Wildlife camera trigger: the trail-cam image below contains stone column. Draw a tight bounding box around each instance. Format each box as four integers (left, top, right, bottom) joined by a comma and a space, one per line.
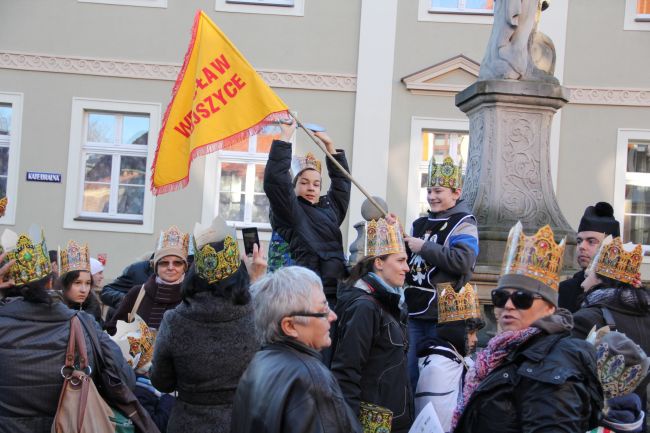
456, 79, 575, 270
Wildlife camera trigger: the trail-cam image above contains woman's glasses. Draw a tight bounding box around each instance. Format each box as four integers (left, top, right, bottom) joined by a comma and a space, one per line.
288, 304, 331, 320
491, 289, 543, 310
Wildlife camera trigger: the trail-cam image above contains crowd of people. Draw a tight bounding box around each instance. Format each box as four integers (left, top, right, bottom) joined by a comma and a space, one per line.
0, 117, 649, 433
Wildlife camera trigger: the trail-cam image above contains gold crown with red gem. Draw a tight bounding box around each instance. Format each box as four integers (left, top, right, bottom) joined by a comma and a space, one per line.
587, 236, 642, 284
291, 153, 322, 178
428, 155, 463, 189
437, 283, 481, 323
59, 240, 90, 275
501, 222, 566, 292
364, 218, 406, 257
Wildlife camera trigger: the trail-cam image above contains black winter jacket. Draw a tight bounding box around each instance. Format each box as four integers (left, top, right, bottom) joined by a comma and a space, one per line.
101, 260, 153, 308
0, 298, 135, 433
455, 320, 602, 433
573, 286, 650, 405
558, 270, 585, 313
231, 338, 361, 433
330, 277, 414, 433
263, 140, 351, 296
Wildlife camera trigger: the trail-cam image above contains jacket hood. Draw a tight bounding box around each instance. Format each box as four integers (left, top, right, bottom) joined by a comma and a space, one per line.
428, 199, 472, 219
175, 291, 252, 323
532, 308, 574, 334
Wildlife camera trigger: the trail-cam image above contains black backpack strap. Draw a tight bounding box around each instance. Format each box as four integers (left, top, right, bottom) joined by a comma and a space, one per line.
601, 307, 617, 331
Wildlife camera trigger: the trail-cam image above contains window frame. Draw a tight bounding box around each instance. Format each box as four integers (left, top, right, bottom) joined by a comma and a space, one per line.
624, 0, 650, 31
215, 0, 304, 16
64, 98, 160, 234
614, 128, 650, 260
0, 92, 23, 226
78, 0, 168, 8
406, 117, 469, 227
418, 0, 494, 24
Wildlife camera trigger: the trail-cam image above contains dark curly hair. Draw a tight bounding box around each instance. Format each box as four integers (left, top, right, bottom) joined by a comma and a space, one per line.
182, 262, 251, 305
4, 276, 53, 304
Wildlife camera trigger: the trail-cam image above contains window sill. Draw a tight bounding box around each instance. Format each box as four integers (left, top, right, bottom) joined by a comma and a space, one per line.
429, 9, 493, 16
215, 0, 304, 16
74, 216, 143, 225
418, 1, 493, 24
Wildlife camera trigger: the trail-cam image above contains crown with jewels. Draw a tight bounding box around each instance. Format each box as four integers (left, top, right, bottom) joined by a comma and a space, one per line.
194, 235, 241, 284
428, 155, 463, 189
437, 283, 481, 324
501, 222, 566, 292
364, 218, 406, 257
2, 229, 51, 285
0, 197, 7, 218
587, 236, 642, 284
157, 225, 190, 257
291, 152, 322, 178
59, 240, 90, 275
113, 318, 157, 373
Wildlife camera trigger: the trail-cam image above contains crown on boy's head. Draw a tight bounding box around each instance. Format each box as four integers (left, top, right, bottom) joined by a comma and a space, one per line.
428, 155, 463, 189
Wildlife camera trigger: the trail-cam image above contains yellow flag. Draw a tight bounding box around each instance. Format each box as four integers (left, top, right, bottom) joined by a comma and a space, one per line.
151, 10, 289, 194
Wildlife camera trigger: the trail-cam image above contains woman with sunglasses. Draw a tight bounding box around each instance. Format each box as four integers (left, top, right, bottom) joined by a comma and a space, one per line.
105, 225, 189, 335
453, 223, 602, 433
330, 218, 414, 433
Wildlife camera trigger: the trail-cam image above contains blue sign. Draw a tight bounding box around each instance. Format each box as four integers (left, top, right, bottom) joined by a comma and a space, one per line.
26, 171, 62, 183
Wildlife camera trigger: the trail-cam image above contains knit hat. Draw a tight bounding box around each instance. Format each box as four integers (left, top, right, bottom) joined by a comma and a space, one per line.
152, 225, 189, 268
90, 258, 104, 275
578, 202, 620, 237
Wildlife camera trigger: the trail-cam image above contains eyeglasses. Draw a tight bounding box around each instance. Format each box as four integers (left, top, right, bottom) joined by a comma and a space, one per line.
491, 289, 543, 310
288, 305, 331, 320
158, 260, 185, 268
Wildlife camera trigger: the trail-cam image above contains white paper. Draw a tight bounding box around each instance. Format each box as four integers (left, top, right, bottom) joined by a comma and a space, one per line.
408, 402, 445, 433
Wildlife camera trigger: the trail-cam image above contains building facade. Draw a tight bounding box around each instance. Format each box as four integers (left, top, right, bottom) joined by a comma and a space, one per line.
0, 0, 649, 279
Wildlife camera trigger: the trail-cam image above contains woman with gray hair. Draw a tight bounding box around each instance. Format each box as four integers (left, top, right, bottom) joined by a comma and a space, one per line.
231, 266, 361, 433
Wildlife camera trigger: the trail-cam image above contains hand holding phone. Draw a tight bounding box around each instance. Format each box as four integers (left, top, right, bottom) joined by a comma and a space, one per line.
242, 227, 260, 257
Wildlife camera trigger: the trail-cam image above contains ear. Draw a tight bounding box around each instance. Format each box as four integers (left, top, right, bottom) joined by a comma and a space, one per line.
280, 317, 299, 338
373, 257, 385, 272
453, 188, 462, 200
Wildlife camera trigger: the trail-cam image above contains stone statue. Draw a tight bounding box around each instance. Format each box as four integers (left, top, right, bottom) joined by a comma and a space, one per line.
479, 0, 558, 84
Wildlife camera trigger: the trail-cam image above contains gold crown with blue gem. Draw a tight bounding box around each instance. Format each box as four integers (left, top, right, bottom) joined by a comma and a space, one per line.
59, 240, 90, 275
1, 227, 51, 285
193, 217, 241, 284
428, 155, 463, 189
363, 218, 406, 257
291, 153, 322, 179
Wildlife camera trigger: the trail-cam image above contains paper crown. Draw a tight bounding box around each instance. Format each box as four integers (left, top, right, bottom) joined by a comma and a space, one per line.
587, 236, 642, 284
428, 155, 463, 189
59, 240, 90, 275
193, 217, 241, 284
437, 283, 482, 324
0, 197, 7, 218
1, 228, 51, 285
112, 317, 157, 373
501, 222, 566, 292
291, 152, 322, 179
154, 225, 190, 261
363, 218, 406, 257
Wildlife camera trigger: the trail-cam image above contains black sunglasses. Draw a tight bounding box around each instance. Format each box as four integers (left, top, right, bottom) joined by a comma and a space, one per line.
491, 289, 542, 310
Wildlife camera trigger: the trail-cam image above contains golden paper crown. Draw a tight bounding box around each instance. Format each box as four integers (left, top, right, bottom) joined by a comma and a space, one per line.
364, 218, 406, 257
428, 155, 463, 189
157, 225, 190, 258
194, 235, 241, 284
59, 240, 90, 275
587, 236, 642, 284
127, 321, 156, 372
0, 197, 7, 218
6, 232, 51, 285
501, 222, 566, 292
437, 283, 481, 324
291, 152, 322, 178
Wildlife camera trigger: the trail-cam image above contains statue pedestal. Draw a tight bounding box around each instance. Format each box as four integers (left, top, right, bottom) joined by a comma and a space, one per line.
456, 80, 576, 268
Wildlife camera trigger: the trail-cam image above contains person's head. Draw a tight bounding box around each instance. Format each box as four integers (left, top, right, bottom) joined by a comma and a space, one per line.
182, 260, 250, 305
465, 317, 485, 354
251, 266, 336, 351
89, 257, 104, 288
491, 287, 556, 332
576, 202, 620, 270
152, 226, 189, 283
60, 270, 93, 304
293, 168, 321, 204
48, 250, 59, 278
4, 275, 53, 304
427, 155, 463, 213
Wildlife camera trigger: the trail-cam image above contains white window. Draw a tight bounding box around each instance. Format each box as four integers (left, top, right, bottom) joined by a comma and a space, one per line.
78, 0, 167, 8
419, 0, 494, 23
0, 92, 23, 225
615, 129, 650, 257
202, 125, 290, 233
216, 0, 304, 16
625, 0, 650, 30
64, 98, 160, 234
407, 117, 469, 226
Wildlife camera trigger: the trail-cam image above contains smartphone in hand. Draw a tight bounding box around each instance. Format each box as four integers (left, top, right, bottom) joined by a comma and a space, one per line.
242, 227, 260, 257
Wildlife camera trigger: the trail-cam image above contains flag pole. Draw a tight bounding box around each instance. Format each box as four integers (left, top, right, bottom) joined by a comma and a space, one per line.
288, 112, 387, 217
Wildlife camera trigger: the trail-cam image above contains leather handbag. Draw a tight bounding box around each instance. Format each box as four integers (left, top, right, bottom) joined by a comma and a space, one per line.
77, 312, 161, 433
52, 316, 134, 433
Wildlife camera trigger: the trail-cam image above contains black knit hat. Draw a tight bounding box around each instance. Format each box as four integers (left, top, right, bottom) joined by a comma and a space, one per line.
578, 202, 620, 237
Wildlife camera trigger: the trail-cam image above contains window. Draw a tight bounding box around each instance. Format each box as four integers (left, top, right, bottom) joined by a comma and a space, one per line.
78, 0, 167, 8
430, 0, 493, 14
625, 0, 650, 30
0, 92, 23, 225
614, 129, 650, 257
215, 0, 304, 16
407, 117, 469, 226
419, 0, 493, 23
64, 98, 160, 234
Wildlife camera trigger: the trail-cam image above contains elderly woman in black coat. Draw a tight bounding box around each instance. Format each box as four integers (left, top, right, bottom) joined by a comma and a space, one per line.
150, 218, 262, 433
